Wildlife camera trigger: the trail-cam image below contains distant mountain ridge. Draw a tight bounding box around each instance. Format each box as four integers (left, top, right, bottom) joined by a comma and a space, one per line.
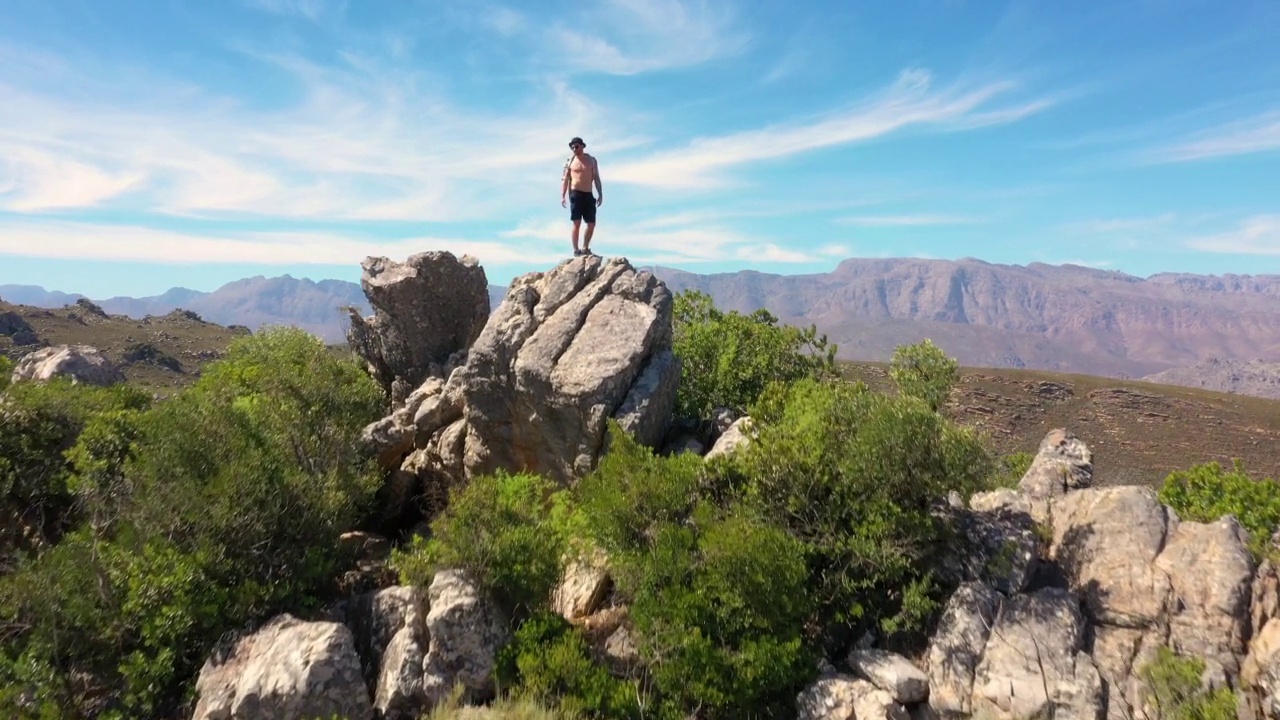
1, 277, 509, 344
7, 257, 1280, 389
648, 257, 1280, 380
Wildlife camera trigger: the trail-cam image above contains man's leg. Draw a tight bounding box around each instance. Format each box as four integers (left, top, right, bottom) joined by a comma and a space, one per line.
583, 222, 595, 253
571, 218, 582, 254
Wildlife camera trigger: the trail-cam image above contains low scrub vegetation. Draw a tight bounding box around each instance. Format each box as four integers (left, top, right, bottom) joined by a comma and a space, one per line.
0, 286, 1265, 719
0, 328, 384, 718
396, 295, 996, 718
1138, 647, 1237, 720
1158, 459, 1280, 557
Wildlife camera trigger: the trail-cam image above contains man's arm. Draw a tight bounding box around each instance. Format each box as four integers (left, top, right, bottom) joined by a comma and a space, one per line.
592, 156, 603, 205
561, 161, 570, 206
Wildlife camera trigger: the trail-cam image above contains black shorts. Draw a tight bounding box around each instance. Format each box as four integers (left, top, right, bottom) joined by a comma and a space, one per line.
569, 190, 597, 224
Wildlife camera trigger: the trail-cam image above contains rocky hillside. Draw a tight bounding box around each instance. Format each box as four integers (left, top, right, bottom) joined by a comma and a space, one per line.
655, 258, 1280, 380
1143, 358, 1280, 400
846, 363, 1280, 488
0, 297, 249, 393
1, 278, 510, 344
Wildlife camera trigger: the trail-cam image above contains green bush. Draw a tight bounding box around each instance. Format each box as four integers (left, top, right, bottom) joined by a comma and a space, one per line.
497, 613, 640, 719
889, 339, 959, 411
671, 289, 835, 420
1137, 647, 1236, 720
988, 451, 1035, 490
392, 471, 568, 621
739, 377, 993, 642
0, 379, 150, 556
578, 429, 815, 720
1158, 459, 1280, 557
0, 355, 11, 391
0, 327, 385, 718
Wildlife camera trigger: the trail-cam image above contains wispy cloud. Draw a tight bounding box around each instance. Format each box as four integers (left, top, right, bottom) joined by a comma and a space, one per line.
547, 0, 749, 76
610, 69, 1055, 189
1185, 216, 1280, 256
837, 213, 982, 227
0, 219, 565, 266
0, 43, 624, 220
1150, 110, 1280, 163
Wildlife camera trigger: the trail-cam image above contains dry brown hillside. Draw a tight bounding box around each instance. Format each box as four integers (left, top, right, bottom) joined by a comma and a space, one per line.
844, 362, 1280, 488
0, 298, 250, 394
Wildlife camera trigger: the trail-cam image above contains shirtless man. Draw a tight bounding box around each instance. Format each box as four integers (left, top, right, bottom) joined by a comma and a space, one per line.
560, 136, 603, 257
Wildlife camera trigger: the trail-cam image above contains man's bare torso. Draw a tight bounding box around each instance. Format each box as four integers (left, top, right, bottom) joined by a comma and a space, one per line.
566, 153, 597, 193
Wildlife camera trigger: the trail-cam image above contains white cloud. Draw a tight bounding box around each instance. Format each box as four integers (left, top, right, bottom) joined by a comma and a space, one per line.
0, 44, 621, 221
0, 220, 566, 266
837, 214, 982, 227
1151, 111, 1280, 163
817, 243, 852, 257
548, 0, 749, 76
610, 69, 1054, 188
1186, 216, 1280, 256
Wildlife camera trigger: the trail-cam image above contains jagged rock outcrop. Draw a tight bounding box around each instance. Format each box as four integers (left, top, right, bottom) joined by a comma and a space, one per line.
367, 256, 681, 494
191, 614, 372, 720
346, 251, 490, 404
970, 588, 1103, 720
0, 310, 39, 346
926, 582, 1002, 715
10, 344, 124, 386
422, 570, 507, 707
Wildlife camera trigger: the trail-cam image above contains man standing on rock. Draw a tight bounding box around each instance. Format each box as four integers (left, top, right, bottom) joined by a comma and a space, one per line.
560, 137, 603, 257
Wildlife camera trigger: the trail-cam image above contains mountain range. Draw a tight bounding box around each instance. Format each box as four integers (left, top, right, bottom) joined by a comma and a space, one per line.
6, 257, 1280, 392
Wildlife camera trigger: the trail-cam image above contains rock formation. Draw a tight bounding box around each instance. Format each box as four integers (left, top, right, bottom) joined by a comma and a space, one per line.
10, 344, 124, 387
361, 255, 681, 502
346, 251, 491, 405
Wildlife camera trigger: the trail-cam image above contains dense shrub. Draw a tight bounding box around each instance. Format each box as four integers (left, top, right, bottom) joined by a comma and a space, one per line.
496, 613, 640, 719
0, 379, 150, 556
0, 355, 11, 391
1158, 459, 1280, 557
1138, 647, 1236, 720
392, 471, 569, 621
0, 327, 385, 718
739, 377, 993, 643
578, 429, 815, 720
671, 289, 835, 420
889, 339, 959, 411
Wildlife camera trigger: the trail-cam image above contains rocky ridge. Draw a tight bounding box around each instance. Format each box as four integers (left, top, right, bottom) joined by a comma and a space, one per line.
178, 252, 1280, 719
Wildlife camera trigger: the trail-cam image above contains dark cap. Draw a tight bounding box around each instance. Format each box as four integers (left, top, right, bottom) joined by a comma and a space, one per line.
569, 136, 585, 147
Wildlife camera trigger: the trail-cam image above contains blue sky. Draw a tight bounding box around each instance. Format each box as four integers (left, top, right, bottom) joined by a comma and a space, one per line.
1, 0, 1278, 298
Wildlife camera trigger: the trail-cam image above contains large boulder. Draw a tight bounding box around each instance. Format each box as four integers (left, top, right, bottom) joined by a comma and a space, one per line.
970, 588, 1103, 720
926, 581, 1002, 716
346, 251, 490, 404
191, 614, 372, 720
453, 256, 677, 483
1050, 486, 1174, 628
392, 256, 679, 488
10, 344, 124, 387
1018, 428, 1094, 525
422, 570, 508, 709
1154, 515, 1254, 686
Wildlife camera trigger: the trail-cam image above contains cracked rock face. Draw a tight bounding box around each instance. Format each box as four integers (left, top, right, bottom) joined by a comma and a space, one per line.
377, 256, 680, 489
346, 251, 490, 405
